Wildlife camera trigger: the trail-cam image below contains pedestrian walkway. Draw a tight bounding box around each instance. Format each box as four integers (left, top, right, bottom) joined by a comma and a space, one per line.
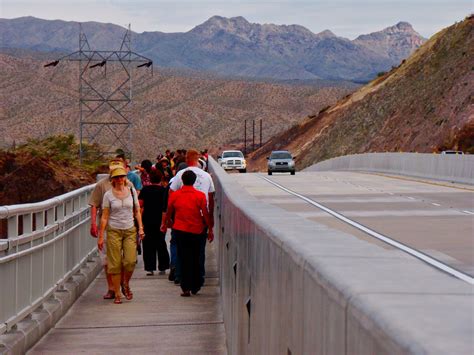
27, 236, 226, 354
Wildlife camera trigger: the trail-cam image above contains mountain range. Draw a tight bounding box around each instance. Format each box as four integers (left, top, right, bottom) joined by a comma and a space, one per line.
0, 16, 425, 82
248, 16, 473, 170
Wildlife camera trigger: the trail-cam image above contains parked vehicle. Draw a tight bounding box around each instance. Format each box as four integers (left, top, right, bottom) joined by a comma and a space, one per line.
218, 150, 247, 173
267, 150, 295, 175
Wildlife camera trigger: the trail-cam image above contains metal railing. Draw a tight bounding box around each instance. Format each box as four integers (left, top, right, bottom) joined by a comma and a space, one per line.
0, 184, 96, 334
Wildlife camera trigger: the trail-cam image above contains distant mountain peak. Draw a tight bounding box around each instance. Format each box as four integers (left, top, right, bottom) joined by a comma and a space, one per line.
355, 21, 421, 40
191, 15, 317, 38
206, 15, 250, 25
316, 29, 337, 38
190, 15, 252, 35
354, 21, 425, 46
382, 21, 418, 34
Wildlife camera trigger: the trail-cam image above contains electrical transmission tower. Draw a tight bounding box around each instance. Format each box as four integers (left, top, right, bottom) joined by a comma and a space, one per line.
45, 24, 153, 162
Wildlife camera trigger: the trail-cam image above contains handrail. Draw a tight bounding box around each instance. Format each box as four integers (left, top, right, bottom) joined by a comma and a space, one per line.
0, 182, 97, 334
0, 184, 95, 219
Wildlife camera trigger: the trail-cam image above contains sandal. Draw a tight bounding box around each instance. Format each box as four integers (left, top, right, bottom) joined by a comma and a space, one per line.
123, 284, 133, 300
103, 290, 115, 299
114, 296, 122, 304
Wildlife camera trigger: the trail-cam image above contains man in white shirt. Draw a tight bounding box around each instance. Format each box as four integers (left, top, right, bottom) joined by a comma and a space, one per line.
168, 149, 215, 285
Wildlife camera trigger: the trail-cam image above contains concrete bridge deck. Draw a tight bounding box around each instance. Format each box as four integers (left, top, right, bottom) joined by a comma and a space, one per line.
27, 235, 226, 354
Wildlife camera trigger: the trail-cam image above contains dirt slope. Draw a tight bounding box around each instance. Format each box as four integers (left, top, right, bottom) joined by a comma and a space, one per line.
0, 136, 104, 205
248, 16, 474, 171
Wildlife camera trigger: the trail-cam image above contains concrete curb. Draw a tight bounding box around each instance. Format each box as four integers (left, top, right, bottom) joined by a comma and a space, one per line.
0, 255, 102, 355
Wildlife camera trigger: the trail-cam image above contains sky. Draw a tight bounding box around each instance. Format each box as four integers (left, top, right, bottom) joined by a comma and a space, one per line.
1, 0, 473, 39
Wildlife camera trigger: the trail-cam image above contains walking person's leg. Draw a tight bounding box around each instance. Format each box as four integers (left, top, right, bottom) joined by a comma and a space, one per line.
106, 227, 124, 304
170, 229, 182, 283
122, 227, 138, 300
176, 230, 192, 296
198, 228, 207, 286
157, 230, 170, 273
190, 235, 202, 294
142, 225, 157, 274
102, 234, 116, 299
168, 230, 177, 281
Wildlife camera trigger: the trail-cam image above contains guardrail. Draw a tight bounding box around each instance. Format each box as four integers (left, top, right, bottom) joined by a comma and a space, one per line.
209, 157, 473, 354
0, 184, 96, 335
303, 152, 474, 185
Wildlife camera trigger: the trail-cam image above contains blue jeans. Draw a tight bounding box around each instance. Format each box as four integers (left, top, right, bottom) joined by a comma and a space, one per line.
170, 230, 181, 281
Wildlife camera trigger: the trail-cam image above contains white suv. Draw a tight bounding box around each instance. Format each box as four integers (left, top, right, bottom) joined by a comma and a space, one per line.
218, 150, 247, 173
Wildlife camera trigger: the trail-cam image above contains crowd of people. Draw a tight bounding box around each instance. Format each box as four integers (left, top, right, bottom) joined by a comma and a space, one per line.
89, 149, 213, 303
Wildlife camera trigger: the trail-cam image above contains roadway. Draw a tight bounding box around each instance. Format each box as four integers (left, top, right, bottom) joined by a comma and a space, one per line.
233, 171, 474, 278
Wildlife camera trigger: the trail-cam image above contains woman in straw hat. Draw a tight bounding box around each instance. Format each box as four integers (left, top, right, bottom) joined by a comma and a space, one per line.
98, 166, 145, 304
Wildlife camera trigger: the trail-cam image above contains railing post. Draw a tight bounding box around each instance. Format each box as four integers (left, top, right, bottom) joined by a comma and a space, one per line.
34, 211, 45, 297
7, 215, 18, 239
23, 213, 33, 307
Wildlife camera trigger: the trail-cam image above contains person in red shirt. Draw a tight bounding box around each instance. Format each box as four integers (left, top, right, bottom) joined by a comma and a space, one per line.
164, 170, 214, 296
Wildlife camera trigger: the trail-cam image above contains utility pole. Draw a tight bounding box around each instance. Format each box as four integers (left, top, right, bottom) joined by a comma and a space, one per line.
252, 119, 255, 152
44, 24, 153, 162
244, 119, 247, 155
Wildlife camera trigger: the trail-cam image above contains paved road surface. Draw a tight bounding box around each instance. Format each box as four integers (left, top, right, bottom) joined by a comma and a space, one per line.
235, 171, 474, 277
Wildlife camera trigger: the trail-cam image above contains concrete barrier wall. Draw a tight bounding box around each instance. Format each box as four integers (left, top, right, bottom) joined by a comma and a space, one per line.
209, 158, 474, 354
303, 153, 474, 185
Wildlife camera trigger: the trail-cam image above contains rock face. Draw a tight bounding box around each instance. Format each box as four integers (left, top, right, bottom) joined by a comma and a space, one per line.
0, 16, 426, 81
248, 16, 474, 170
354, 22, 426, 63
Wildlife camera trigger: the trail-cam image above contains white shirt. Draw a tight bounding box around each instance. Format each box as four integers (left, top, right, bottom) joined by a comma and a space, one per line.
170, 166, 215, 204
102, 188, 139, 230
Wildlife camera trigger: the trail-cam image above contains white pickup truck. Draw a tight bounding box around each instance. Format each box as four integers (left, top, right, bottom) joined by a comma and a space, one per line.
217, 150, 247, 173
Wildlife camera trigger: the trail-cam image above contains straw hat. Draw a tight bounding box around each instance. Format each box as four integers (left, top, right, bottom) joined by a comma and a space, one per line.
110, 167, 127, 178
109, 159, 125, 171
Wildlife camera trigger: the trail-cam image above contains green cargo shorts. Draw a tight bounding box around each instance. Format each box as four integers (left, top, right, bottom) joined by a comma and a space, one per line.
106, 226, 137, 274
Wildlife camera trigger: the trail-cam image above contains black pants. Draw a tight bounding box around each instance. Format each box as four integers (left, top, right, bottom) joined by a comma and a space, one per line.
143, 225, 170, 272
175, 229, 202, 292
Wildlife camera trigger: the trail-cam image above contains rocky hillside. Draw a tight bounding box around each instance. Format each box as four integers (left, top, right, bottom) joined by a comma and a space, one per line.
0, 52, 355, 159
0, 135, 104, 205
0, 16, 425, 81
248, 16, 473, 170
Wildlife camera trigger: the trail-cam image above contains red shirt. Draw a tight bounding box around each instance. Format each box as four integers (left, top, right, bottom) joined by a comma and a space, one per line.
167, 185, 208, 234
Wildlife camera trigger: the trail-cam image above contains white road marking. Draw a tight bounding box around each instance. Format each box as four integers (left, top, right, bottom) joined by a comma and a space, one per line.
261, 175, 474, 285
431, 203, 441, 207
407, 197, 416, 200
462, 210, 474, 215
295, 210, 463, 217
